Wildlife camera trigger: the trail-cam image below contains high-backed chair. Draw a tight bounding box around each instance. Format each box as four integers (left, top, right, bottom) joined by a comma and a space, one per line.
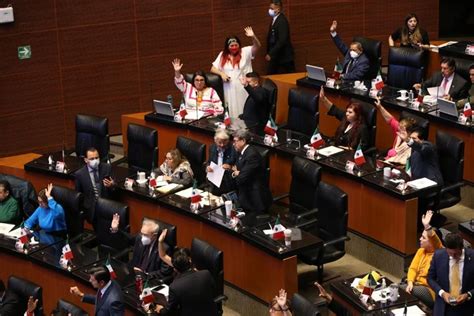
354, 99, 377, 153
452, 57, 473, 83
399, 111, 430, 140
299, 181, 349, 282
127, 123, 158, 172
0, 173, 37, 218
353, 36, 382, 80
291, 293, 321, 316
54, 299, 88, 316
287, 88, 319, 136
51, 185, 84, 239
262, 78, 278, 119
176, 136, 206, 185
387, 47, 425, 89
190, 238, 226, 314
253, 145, 271, 189
8, 275, 43, 316
185, 72, 224, 103
93, 198, 129, 254
434, 130, 464, 210
75, 114, 110, 160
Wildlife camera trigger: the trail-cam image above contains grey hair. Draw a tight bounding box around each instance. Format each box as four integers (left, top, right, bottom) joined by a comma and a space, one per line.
142, 218, 160, 234
233, 129, 251, 143
214, 129, 230, 141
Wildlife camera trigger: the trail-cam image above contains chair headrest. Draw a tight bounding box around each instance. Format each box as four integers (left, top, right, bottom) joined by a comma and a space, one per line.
127, 123, 157, 148
388, 47, 425, 68
75, 114, 108, 136
291, 157, 321, 187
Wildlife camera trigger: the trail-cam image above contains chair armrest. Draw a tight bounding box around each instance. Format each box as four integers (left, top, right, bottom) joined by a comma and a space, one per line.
313, 297, 328, 308
296, 218, 318, 230
273, 192, 290, 203
323, 235, 350, 248
295, 208, 318, 221
440, 181, 464, 194
214, 294, 228, 303
112, 247, 131, 261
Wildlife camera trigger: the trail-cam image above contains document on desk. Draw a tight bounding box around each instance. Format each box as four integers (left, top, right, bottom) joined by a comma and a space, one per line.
427, 87, 443, 97
157, 183, 182, 194
391, 305, 425, 315
317, 146, 344, 157
185, 110, 207, 121
175, 187, 203, 198
407, 177, 437, 190
206, 162, 225, 188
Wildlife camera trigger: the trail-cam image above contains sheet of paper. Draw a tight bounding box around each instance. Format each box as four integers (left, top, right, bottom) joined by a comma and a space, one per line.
0, 223, 15, 235
427, 87, 443, 97
175, 187, 203, 198
157, 183, 181, 194
185, 110, 207, 120
206, 162, 225, 188
391, 305, 425, 315
318, 146, 344, 157
407, 177, 437, 190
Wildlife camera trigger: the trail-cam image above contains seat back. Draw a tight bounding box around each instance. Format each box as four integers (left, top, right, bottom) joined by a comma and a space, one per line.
127, 123, 158, 172
353, 36, 382, 80
291, 293, 321, 316
316, 182, 348, 251
253, 145, 271, 188
185, 72, 224, 103
51, 186, 84, 238
452, 57, 473, 82
262, 78, 278, 119
436, 130, 464, 189
75, 114, 110, 160
8, 275, 43, 316
287, 88, 319, 136
176, 136, 206, 185
0, 173, 37, 218
94, 198, 129, 251
190, 238, 224, 297
387, 47, 425, 89
399, 111, 430, 140
55, 299, 88, 316
354, 99, 377, 150
289, 157, 321, 215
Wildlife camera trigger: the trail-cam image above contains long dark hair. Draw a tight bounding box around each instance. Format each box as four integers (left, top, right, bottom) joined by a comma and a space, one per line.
334, 102, 364, 149
220, 36, 242, 69
401, 13, 423, 46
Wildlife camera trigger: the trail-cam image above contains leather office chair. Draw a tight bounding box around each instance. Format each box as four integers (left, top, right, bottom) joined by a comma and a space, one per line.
54, 299, 88, 316
299, 181, 349, 282
353, 99, 377, 154
253, 145, 271, 189
176, 136, 206, 185
51, 185, 84, 239
353, 36, 382, 80
0, 173, 37, 218
93, 198, 129, 255
7, 275, 43, 316
75, 114, 110, 160
434, 130, 464, 210
286, 88, 319, 137
291, 293, 321, 316
387, 47, 425, 89
262, 78, 278, 119
185, 72, 225, 103
452, 57, 473, 83
127, 123, 158, 172
399, 111, 430, 140
190, 238, 226, 315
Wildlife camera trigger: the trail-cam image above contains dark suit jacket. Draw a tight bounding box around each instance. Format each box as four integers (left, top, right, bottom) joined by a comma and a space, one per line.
240, 85, 271, 127
74, 163, 115, 223
422, 72, 469, 101
207, 143, 237, 195
83, 280, 124, 316
0, 289, 21, 316
234, 146, 272, 213
331, 34, 370, 81
328, 105, 370, 151
160, 270, 218, 316
267, 13, 294, 64
409, 140, 444, 186
428, 248, 474, 316
129, 237, 173, 279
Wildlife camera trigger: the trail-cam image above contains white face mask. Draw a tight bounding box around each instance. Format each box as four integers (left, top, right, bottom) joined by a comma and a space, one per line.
268, 8, 276, 17
88, 158, 99, 169
349, 50, 359, 59
141, 235, 152, 246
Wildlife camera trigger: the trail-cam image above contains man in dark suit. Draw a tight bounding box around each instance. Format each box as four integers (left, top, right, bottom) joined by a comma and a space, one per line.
0, 279, 21, 316
231, 130, 272, 213
239, 72, 271, 127
153, 248, 218, 316
70, 266, 124, 316
428, 233, 474, 316
74, 147, 116, 224
414, 57, 469, 101
206, 130, 237, 195
266, 0, 295, 74
329, 20, 370, 81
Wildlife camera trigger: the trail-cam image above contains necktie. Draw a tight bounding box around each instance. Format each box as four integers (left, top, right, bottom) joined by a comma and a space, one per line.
345, 59, 353, 74
441, 77, 448, 94
91, 170, 100, 198
97, 290, 102, 302
217, 149, 224, 166
450, 260, 461, 298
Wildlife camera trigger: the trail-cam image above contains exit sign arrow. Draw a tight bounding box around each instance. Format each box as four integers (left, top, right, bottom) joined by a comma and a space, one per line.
18, 45, 31, 59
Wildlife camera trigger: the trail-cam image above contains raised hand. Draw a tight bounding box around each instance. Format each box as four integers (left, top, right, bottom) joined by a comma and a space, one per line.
421, 210, 433, 229
159, 228, 168, 243
239, 76, 247, 86
111, 213, 120, 232
172, 58, 183, 72
314, 282, 333, 302
330, 20, 338, 32
27, 296, 38, 313
45, 183, 53, 199
374, 96, 382, 108
244, 26, 255, 38
276, 289, 288, 307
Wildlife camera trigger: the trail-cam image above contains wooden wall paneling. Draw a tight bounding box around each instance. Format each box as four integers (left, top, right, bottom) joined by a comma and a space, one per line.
135, 0, 212, 19
0, 0, 56, 36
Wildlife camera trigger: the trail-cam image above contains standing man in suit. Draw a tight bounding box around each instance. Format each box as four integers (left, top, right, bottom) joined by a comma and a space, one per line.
0, 279, 21, 316
329, 20, 370, 81
70, 266, 124, 316
266, 0, 295, 74
75, 147, 116, 224
239, 72, 272, 127
206, 130, 237, 195
413, 58, 469, 101
231, 130, 272, 213
428, 232, 474, 316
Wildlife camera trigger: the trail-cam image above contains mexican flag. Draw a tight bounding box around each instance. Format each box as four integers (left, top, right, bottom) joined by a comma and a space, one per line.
333, 58, 343, 79
405, 158, 411, 178
190, 180, 201, 204
178, 104, 187, 119
463, 102, 472, 118
62, 242, 74, 260
272, 216, 285, 239
18, 226, 29, 244
264, 117, 278, 136
353, 143, 366, 166
374, 68, 384, 90
141, 285, 154, 304
310, 128, 324, 149
105, 256, 117, 279
223, 110, 231, 126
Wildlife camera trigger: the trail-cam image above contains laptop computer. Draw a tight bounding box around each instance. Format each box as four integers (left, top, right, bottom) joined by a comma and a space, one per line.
437, 98, 458, 118
306, 64, 327, 82
153, 100, 175, 117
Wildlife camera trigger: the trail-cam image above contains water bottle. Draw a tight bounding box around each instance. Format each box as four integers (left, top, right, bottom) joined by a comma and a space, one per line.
408, 90, 414, 104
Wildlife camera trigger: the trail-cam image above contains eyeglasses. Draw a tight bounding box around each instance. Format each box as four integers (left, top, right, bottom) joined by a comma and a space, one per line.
194, 79, 205, 82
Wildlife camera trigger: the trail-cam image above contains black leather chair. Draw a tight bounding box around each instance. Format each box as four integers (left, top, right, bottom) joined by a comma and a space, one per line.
434, 130, 464, 210
262, 78, 278, 119
286, 88, 319, 137
93, 198, 129, 255
127, 123, 158, 172
190, 238, 226, 315
7, 275, 43, 316
54, 299, 87, 316
253, 145, 271, 188
353, 99, 377, 153
176, 136, 206, 185
452, 57, 473, 83
291, 293, 321, 316
51, 185, 84, 239
185, 72, 225, 103
0, 173, 37, 218
299, 181, 349, 282
399, 111, 430, 140
387, 47, 425, 89
353, 36, 382, 80
75, 114, 110, 160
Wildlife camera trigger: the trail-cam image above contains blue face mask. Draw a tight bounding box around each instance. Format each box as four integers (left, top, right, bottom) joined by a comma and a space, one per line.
350, 51, 359, 59
268, 9, 276, 17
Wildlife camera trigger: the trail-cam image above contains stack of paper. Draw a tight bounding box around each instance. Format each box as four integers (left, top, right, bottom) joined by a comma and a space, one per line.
318, 146, 344, 157
407, 178, 437, 190
157, 183, 182, 194
175, 187, 203, 198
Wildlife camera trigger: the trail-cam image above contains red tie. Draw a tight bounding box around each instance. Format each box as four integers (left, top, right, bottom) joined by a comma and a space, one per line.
442, 77, 448, 93
97, 290, 102, 302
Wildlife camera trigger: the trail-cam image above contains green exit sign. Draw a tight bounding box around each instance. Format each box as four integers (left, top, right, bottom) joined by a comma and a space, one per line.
18, 45, 31, 60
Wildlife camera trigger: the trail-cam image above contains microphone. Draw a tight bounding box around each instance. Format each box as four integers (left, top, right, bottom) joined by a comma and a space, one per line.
167, 94, 173, 107
195, 90, 199, 120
